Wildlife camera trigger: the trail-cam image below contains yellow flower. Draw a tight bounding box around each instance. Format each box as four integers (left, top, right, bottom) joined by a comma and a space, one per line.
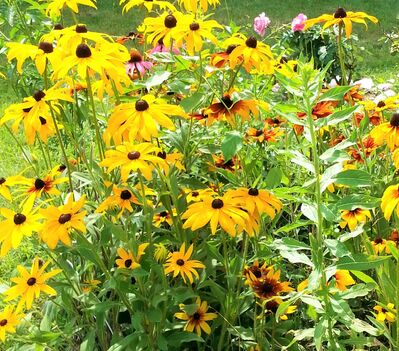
0, 175, 27, 201
96, 185, 140, 218
393, 148, 399, 170
164, 243, 205, 284
361, 95, 399, 113
304, 7, 378, 38
104, 94, 186, 143
171, 15, 222, 56
7, 41, 61, 74
182, 193, 249, 237
334, 270, 355, 291
153, 209, 176, 227
18, 173, 68, 201
183, 188, 216, 203
279, 305, 297, 321
0, 196, 42, 257
374, 303, 396, 323
0, 305, 24, 342
381, 184, 399, 220
175, 298, 217, 336
54, 24, 109, 49
82, 279, 101, 293
370, 113, 399, 150
178, 0, 219, 13
119, 0, 176, 13
4, 257, 62, 309
115, 244, 148, 269
371, 237, 389, 255
339, 208, 371, 231
154, 243, 168, 262
46, 0, 97, 18
243, 260, 270, 284
39, 195, 87, 249
100, 142, 165, 182
223, 33, 274, 73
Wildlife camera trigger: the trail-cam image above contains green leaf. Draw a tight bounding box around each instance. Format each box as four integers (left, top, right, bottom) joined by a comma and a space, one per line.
275, 220, 312, 234
335, 195, 379, 211
335, 254, 391, 270
318, 86, 352, 102
265, 167, 282, 188
315, 105, 359, 128
279, 249, 314, 267
273, 237, 311, 250
166, 332, 204, 345
221, 131, 243, 161
180, 92, 207, 112
301, 203, 317, 223
325, 239, 351, 258
290, 150, 315, 174
144, 71, 171, 90
314, 317, 329, 350
332, 170, 372, 187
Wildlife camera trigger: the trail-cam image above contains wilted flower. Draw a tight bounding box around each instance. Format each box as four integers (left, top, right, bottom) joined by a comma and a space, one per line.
253, 12, 271, 37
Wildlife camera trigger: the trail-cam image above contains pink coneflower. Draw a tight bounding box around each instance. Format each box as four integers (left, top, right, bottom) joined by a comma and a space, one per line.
253, 12, 271, 37
126, 49, 153, 78
149, 39, 180, 55
291, 13, 307, 32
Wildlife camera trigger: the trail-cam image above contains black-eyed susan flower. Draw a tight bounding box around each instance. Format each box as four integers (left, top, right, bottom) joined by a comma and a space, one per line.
0, 305, 24, 342
178, 0, 219, 13
0, 176, 27, 201
228, 187, 282, 219
243, 260, 270, 284
211, 154, 240, 172
371, 113, 399, 150
96, 185, 140, 218
7, 41, 61, 74
104, 94, 186, 143
374, 303, 396, 323
120, 0, 176, 13
116, 244, 148, 269
164, 243, 205, 284
278, 305, 297, 321
183, 188, 216, 203
209, 45, 240, 68
362, 95, 399, 114
223, 33, 274, 73
372, 237, 390, 255
0, 197, 42, 257
304, 7, 378, 38
100, 142, 165, 182
4, 257, 61, 309
55, 24, 109, 49
182, 194, 248, 237
333, 270, 355, 291
18, 173, 68, 201
153, 209, 176, 227
246, 125, 283, 143
381, 184, 399, 220
82, 279, 101, 293
39, 195, 87, 249
45, 0, 97, 18
339, 208, 371, 231
175, 298, 217, 336
171, 15, 222, 56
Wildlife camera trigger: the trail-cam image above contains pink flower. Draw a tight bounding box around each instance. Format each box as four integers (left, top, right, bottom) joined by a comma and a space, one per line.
150, 42, 180, 55
126, 49, 153, 78
253, 12, 271, 37
291, 13, 307, 32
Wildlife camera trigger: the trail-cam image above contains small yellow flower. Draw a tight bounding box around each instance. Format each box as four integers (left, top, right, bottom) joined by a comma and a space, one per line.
334, 270, 355, 291
0, 305, 24, 342
339, 208, 371, 231
154, 243, 168, 262
374, 303, 396, 323
115, 244, 148, 270
46, 0, 97, 18
381, 184, 399, 220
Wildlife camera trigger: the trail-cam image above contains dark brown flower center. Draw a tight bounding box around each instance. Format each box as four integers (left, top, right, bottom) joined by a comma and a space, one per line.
259, 281, 274, 294
38, 42, 54, 54
54, 23, 64, 30
76, 44, 92, 58
176, 258, 185, 266
58, 164, 67, 172
34, 178, 46, 189
245, 36, 257, 48
226, 44, 237, 54
160, 211, 168, 217
135, 99, 149, 111
23, 107, 32, 113
124, 259, 132, 268
27, 277, 37, 286
374, 237, 384, 244
164, 14, 177, 28
255, 130, 263, 137
76, 24, 88, 33
211, 199, 224, 209
39, 116, 47, 125
221, 96, 234, 109
390, 113, 399, 127
248, 188, 259, 196
189, 22, 200, 31
157, 151, 167, 159
127, 151, 141, 160
191, 191, 199, 197
193, 312, 201, 320
129, 51, 142, 63
0, 319, 7, 327
33, 90, 46, 101
58, 213, 72, 224
253, 269, 262, 278
0, 177, 5, 185
377, 101, 386, 108
14, 213, 27, 225
334, 7, 347, 18
120, 190, 132, 200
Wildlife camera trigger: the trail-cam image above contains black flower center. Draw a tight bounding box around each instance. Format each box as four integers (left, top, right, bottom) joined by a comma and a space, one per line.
226, 44, 237, 54
0, 177, 6, 185
191, 191, 199, 197
259, 281, 274, 294
176, 259, 185, 266
58, 164, 67, 172
0, 319, 7, 327
164, 14, 177, 28
120, 190, 132, 200
245, 36, 257, 48
33, 90, 46, 101
127, 151, 141, 160
255, 130, 263, 137
160, 211, 168, 217
76, 44, 92, 58
248, 188, 259, 196
35, 178, 46, 189
135, 99, 149, 111
76, 24, 88, 33
377, 101, 386, 108
374, 237, 384, 244
124, 259, 132, 268
334, 7, 347, 18
58, 213, 72, 224
54, 23, 64, 30
27, 277, 37, 286
193, 312, 201, 320
157, 151, 167, 159
221, 96, 234, 108
23, 107, 32, 113
211, 199, 224, 209
390, 113, 399, 127
14, 213, 26, 225
39, 116, 47, 125
190, 22, 200, 31
38, 41, 54, 54
253, 269, 262, 278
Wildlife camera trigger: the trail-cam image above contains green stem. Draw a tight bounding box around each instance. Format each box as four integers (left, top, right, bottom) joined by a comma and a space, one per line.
337, 23, 348, 85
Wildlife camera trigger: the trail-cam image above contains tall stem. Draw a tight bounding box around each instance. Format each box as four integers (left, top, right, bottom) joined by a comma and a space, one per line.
337, 23, 348, 85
